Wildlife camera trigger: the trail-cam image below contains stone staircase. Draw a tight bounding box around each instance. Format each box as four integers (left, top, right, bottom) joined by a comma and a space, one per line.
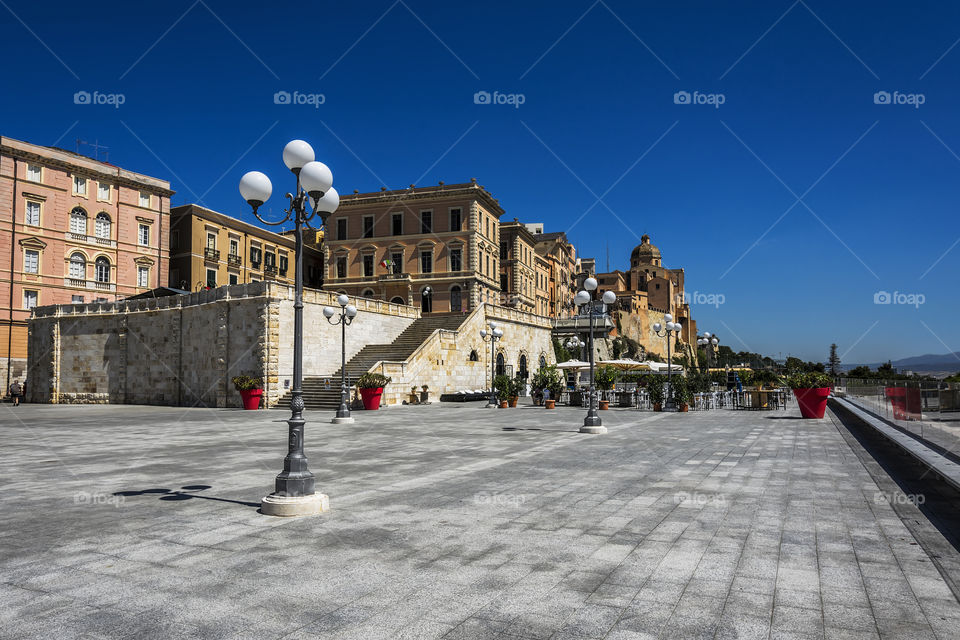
276, 314, 468, 409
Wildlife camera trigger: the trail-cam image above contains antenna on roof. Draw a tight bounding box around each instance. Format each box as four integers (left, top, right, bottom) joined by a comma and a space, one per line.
76, 138, 109, 162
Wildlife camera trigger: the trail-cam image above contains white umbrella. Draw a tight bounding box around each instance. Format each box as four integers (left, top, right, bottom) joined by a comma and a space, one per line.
556, 359, 591, 370
598, 359, 651, 371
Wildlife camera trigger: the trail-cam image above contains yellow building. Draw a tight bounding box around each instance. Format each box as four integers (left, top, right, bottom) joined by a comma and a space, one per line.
169, 204, 323, 291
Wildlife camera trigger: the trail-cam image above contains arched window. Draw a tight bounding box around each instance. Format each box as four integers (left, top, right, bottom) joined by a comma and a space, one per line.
390, 296, 406, 305
70, 207, 87, 234
95, 257, 110, 283
519, 354, 528, 379
69, 252, 86, 279
94, 212, 111, 239
361, 288, 375, 298
496, 352, 505, 377
450, 285, 462, 312
469, 350, 479, 362
539, 355, 547, 370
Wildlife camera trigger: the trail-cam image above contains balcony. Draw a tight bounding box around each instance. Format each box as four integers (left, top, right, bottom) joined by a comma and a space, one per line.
227, 253, 242, 267
379, 272, 411, 281
264, 264, 278, 276
204, 248, 220, 262
64, 277, 87, 288
67, 232, 88, 243
93, 281, 116, 292
93, 236, 116, 248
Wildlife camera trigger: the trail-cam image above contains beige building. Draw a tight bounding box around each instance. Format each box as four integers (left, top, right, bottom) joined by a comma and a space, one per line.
596, 234, 698, 361
498, 219, 538, 313
530, 230, 579, 318
321, 180, 503, 313
0, 135, 173, 388
168, 204, 323, 291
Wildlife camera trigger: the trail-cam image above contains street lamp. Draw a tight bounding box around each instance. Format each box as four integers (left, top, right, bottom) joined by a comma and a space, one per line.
652, 314, 682, 408
480, 321, 504, 408
575, 278, 617, 434
324, 295, 358, 424
697, 332, 719, 373
239, 139, 339, 517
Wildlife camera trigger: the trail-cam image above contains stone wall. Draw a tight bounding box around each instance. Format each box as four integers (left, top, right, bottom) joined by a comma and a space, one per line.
27, 282, 419, 407
373, 303, 556, 405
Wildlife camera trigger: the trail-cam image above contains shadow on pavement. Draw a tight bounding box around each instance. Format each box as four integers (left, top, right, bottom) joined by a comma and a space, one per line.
114, 484, 260, 508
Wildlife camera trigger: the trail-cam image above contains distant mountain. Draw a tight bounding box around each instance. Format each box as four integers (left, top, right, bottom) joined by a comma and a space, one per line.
841, 351, 960, 374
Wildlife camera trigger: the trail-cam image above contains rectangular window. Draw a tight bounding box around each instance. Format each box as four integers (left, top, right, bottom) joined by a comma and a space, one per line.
420, 251, 432, 274
363, 254, 374, 277
362, 216, 374, 238
264, 252, 275, 268
97, 182, 111, 201
71, 295, 84, 304
500, 242, 508, 259
27, 164, 41, 182
138, 224, 150, 246
229, 238, 239, 255
420, 211, 432, 234
250, 246, 261, 265
229, 274, 238, 285
450, 248, 462, 272
73, 176, 87, 195
139, 192, 151, 208
391, 252, 403, 274
279, 254, 288, 274
206, 232, 216, 249
486, 255, 490, 275
392, 213, 403, 235
206, 269, 216, 288
24, 250, 39, 274
500, 273, 508, 291
336, 256, 347, 278
23, 290, 38, 309
171, 230, 180, 250
137, 266, 149, 287
336, 218, 347, 240
449, 208, 462, 231
25, 201, 40, 226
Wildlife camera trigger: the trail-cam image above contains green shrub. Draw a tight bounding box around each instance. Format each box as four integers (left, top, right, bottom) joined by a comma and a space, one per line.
670, 376, 692, 406
786, 371, 833, 389
493, 375, 513, 401
594, 365, 618, 391
647, 376, 665, 406
357, 373, 392, 389
231, 375, 262, 391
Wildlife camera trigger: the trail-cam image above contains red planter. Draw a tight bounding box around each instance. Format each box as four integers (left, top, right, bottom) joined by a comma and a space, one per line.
239, 388, 263, 410
885, 387, 922, 421
359, 387, 384, 410
793, 387, 831, 419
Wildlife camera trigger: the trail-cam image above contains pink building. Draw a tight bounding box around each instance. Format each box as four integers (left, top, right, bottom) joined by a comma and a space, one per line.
0, 135, 174, 389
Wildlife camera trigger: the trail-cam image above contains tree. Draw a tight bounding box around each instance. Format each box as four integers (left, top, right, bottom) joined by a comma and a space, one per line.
828, 344, 841, 376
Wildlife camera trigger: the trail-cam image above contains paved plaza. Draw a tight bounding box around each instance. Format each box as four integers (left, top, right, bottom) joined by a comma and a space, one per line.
3, 402, 960, 639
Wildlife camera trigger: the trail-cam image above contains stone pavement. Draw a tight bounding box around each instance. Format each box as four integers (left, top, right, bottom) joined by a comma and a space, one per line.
2, 401, 960, 639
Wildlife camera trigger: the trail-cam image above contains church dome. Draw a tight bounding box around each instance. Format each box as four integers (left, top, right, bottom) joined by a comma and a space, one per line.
631, 234, 661, 265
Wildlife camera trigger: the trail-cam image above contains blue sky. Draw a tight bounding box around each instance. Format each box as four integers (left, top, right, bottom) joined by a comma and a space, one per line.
4, 0, 960, 364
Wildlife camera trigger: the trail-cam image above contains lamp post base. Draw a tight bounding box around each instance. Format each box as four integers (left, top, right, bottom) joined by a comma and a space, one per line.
332, 416, 355, 424
579, 424, 607, 434
260, 492, 329, 517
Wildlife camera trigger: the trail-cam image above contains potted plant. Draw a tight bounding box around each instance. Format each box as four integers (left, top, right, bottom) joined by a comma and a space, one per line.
508, 372, 525, 407
533, 365, 563, 409
786, 371, 833, 419
547, 374, 566, 410
671, 375, 691, 412
648, 375, 665, 411
594, 365, 618, 410
357, 373, 392, 410
232, 375, 263, 410
409, 385, 419, 404
420, 385, 429, 404
531, 367, 554, 407
493, 374, 512, 408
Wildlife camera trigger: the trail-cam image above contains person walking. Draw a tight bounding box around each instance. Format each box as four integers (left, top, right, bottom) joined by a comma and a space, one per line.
8, 379, 23, 407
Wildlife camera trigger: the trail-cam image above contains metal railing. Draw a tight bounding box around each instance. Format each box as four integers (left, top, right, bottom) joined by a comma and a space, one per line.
839, 377, 960, 455
227, 253, 242, 267
204, 248, 220, 262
